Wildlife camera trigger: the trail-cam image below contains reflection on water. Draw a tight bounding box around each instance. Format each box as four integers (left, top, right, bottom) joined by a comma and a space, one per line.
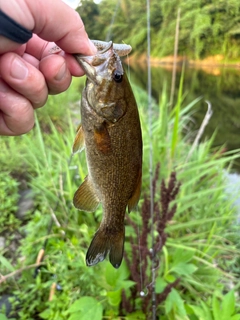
225, 172, 240, 218
129, 63, 240, 171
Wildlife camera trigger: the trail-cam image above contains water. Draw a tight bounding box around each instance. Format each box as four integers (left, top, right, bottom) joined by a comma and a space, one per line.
129, 62, 240, 171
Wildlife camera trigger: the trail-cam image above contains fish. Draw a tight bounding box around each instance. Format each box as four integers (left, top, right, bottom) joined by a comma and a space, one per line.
72, 41, 142, 269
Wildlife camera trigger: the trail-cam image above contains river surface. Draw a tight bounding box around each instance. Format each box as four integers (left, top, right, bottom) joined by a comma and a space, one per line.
129, 63, 240, 171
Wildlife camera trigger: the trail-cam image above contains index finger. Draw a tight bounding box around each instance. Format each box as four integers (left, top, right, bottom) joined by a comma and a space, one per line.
0, 0, 96, 55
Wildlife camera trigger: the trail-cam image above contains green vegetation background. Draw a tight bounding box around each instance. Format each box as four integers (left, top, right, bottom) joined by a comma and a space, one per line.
79, 0, 240, 60
1, 75, 240, 319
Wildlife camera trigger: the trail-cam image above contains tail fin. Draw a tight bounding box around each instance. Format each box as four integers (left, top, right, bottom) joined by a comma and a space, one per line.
86, 227, 125, 269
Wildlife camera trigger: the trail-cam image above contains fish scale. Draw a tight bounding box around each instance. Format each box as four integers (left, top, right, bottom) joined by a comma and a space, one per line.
72, 41, 142, 268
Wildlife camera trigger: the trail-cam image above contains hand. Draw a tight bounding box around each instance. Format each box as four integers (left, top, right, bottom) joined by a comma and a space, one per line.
0, 0, 97, 135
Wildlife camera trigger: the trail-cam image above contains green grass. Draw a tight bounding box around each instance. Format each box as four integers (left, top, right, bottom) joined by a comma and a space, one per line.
0, 76, 240, 320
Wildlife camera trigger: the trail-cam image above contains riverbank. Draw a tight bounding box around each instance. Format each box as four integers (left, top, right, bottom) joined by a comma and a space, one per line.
127, 53, 240, 76
128, 52, 240, 66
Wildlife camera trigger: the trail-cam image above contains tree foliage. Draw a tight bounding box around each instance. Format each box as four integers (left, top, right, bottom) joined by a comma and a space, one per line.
77, 0, 240, 59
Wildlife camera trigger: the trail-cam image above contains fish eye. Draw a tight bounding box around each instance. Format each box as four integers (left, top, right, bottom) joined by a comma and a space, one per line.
113, 71, 123, 83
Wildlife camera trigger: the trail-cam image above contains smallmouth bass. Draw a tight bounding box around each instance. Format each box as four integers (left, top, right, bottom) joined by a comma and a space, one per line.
72, 41, 142, 268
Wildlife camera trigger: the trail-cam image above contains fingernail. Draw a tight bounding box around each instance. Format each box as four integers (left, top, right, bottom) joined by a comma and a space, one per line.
11, 57, 28, 80
88, 39, 97, 55
55, 62, 67, 81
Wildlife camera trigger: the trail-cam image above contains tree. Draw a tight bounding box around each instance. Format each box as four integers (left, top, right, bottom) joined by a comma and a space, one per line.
76, 0, 240, 59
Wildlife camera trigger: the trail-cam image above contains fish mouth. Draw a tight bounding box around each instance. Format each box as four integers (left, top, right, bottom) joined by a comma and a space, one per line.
74, 41, 115, 83
98, 41, 113, 54
75, 41, 113, 60
74, 40, 131, 71
91, 40, 132, 56
74, 41, 123, 85
74, 41, 113, 68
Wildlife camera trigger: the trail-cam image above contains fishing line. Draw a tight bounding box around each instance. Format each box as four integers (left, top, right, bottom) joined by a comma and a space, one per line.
105, 0, 120, 41
146, 0, 157, 319
122, 14, 145, 298
136, 207, 145, 295
126, 53, 131, 83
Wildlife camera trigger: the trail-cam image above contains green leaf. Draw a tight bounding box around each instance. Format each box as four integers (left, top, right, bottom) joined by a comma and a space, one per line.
171, 63, 184, 158
39, 308, 51, 319
68, 297, 103, 320
0, 314, 8, 320
222, 291, 235, 318
172, 248, 195, 265
171, 263, 197, 276
69, 314, 82, 320
165, 274, 176, 282
200, 300, 213, 320
165, 289, 186, 317
126, 311, 147, 319
188, 305, 207, 319
68, 299, 83, 313
175, 292, 187, 317
104, 260, 134, 292
121, 280, 135, 290
0, 255, 15, 272
231, 315, 240, 320
212, 295, 221, 320
105, 260, 129, 288
107, 289, 122, 306
165, 292, 174, 314
155, 278, 167, 294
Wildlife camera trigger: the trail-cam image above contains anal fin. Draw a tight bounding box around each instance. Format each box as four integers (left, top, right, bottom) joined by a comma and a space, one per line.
128, 169, 142, 213
72, 124, 85, 154
73, 176, 100, 212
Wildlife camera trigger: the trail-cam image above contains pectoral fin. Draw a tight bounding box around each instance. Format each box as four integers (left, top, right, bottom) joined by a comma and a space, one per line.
72, 124, 85, 154
94, 122, 112, 154
128, 169, 142, 213
73, 176, 100, 212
